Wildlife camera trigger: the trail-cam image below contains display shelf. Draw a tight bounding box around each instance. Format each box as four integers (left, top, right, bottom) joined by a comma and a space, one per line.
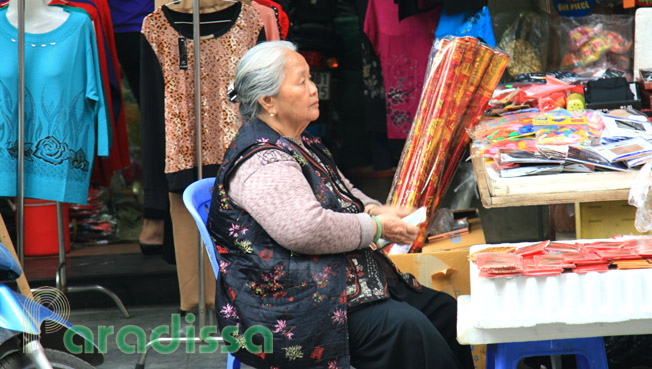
472, 157, 639, 208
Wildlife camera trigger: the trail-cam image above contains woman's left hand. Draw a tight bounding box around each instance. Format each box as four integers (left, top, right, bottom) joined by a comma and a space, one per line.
375, 213, 419, 245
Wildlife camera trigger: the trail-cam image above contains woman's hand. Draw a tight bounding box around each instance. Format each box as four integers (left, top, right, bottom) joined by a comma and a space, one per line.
366, 204, 415, 218
375, 213, 419, 246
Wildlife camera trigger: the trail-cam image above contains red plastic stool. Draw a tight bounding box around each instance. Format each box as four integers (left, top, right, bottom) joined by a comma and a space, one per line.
486, 337, 608, 369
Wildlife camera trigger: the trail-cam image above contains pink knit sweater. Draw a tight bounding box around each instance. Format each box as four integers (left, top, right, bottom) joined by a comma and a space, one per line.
227, 140, 380, 255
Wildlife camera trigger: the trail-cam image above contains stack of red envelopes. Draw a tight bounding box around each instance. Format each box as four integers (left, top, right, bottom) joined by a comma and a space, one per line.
514, 240, 550, 257
476, 252, 524, 278
545, 242, 582, 255
522, 254, 576, 276
562, 251, 610, 273
472, 238, 652, 278
633, 241, 652, 258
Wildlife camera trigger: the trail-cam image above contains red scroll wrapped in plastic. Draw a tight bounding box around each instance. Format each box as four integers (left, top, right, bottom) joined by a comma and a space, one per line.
387, 36, 509, 253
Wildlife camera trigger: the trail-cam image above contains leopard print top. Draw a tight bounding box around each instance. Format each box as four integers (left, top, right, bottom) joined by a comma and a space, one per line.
142, 5, 262, 173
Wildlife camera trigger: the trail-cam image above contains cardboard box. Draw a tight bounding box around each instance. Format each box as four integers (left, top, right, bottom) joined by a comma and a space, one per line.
389, 248, 470, 298
637, 81, 652, 108
575, 200, 652, 239
388, 246, 486, 369
422, 217, 486, 252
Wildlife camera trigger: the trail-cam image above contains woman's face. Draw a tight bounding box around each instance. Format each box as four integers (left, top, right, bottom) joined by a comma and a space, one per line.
271, 50, 320, 131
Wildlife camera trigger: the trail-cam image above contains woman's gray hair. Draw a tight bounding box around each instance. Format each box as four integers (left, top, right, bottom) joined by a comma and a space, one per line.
233, 41, 297, 121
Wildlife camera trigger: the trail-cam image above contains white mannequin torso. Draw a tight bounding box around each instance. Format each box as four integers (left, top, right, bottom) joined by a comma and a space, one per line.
6, 0, 69, 34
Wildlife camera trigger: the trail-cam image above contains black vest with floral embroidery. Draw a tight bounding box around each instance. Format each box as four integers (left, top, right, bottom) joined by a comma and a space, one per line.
208, 119, 370, 368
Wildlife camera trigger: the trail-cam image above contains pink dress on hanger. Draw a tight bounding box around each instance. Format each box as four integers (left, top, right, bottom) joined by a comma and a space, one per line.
364, 0, 442, 139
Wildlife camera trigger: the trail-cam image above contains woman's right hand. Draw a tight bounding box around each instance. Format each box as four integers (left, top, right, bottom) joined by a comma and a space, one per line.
374, 213, 419, 246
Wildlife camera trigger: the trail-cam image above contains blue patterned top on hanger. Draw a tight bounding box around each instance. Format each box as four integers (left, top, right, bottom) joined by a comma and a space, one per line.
0, 8, 109, 205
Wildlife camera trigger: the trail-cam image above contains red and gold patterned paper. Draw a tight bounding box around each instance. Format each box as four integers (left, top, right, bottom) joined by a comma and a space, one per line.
386, 36, 509, 252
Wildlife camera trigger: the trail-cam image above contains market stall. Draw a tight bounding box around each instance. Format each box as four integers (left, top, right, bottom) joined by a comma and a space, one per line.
395, 3, 652, 367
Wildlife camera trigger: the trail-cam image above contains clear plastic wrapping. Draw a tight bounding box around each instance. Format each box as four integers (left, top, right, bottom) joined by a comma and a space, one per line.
497, 11, 550, 80
468, 109, 604, 159
387, 36, 509, 252
628, 160, 652, 233
555, 14, 634, 78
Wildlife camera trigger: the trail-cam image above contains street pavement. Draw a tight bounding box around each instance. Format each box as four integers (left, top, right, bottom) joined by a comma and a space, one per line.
68, 304, 255, 369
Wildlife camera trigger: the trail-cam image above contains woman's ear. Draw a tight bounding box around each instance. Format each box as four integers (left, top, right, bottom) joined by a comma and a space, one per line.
258, 96, 275, 115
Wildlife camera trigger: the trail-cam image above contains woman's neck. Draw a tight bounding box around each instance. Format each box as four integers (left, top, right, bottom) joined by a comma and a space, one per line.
257, 115, 304, 138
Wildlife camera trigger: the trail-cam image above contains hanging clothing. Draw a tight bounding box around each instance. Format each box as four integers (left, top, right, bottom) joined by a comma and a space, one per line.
395, 0, 440, 20
108, 0, 154, 106
46, 0, 130, 186
253, 0, 288, 39
107, 0, 154, 33
75, 0, 130, 184
364, 0, 441, 139
252, 1, 280, 41
139, 35, 168, 212
0, 8, 110, 204
0, 0, 130, 185
114, 32, 143, 105
77, 0, 130, 171
140, 3, 264, 312
395, 0, 487, 20
140, 3, 263, 194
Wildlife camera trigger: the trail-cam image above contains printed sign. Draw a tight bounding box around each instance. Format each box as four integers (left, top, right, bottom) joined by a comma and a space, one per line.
553, 0, 594, 17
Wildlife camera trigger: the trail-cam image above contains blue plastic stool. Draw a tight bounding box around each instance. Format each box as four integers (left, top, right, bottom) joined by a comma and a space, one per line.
486, 337, 608, 369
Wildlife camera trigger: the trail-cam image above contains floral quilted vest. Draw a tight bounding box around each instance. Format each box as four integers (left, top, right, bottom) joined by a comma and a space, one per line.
208, 118, 361, 368
207, 118, 421, 368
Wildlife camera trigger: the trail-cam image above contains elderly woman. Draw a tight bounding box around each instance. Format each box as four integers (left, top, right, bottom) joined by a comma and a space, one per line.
207, 41, 473, 369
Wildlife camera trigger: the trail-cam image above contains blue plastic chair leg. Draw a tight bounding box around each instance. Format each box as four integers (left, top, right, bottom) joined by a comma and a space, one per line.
486, 342, 497, 369
486, 337, 608, 369
227, 353, 240, 369
577, 353, 593, 369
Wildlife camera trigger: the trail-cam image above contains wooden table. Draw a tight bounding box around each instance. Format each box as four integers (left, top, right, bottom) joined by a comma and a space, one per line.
472, 157, 640, 208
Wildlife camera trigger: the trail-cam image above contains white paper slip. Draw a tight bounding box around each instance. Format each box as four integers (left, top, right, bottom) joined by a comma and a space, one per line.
376, 206, 428, 253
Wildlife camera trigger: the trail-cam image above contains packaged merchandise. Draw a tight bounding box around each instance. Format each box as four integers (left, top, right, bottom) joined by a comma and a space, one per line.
470, 238, 652, 278
475, 252, 524, 277
387, 36, 508, 252
555, 14, 634, 78
497, 11, 550, 79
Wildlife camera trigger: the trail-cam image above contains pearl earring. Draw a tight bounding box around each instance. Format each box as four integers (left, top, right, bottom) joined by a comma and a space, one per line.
269, 113, 276, 117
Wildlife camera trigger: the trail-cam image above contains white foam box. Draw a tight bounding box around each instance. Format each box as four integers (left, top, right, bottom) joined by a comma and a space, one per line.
634, 8, 652, 81
457, 242, 652, 345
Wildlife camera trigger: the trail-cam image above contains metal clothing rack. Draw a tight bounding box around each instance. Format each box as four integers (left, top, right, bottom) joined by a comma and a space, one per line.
136, 2, 216, 367
194, 0, 208, 331
15, 0, 129, 318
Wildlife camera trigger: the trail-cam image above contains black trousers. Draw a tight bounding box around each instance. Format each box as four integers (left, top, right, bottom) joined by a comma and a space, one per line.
348, 281, 474, 369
